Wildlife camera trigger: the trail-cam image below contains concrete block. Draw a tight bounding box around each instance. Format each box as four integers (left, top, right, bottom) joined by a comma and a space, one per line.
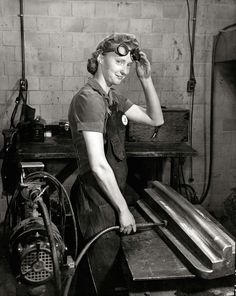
152, 48, 165, 62
72, 1, 95, 17
141, 2, 162, 18
50, 33, 73, 48
194, 50, 212, 63
83, 48, 94, 61
0, 62, 4, 75
13, 16, 37, 31
51, 62, 64, 76
127, 90, 144, 105
83, 18, 114, 33
62, 48, 84, 62
174, 19, 188, 34
24, 0, 48, 15
140, 34, 162, 48
38, 48, 61, 62
95, 2, 118, 18
154, 76, 173, 91
113, 19, 129, 33
118, 1, 141, 18
2, 1, 19, 15
40, 104, 63, 124
160, 90, 189, 106
28, 91, 51, 105
150, 62, 163, 77
163, 62, 185, 77
25, 32, 50, 47
130, 19, 152, 34
73, 62, 88, 76
128, 75, 143, 91
61, 17, 83, 32
26, 77, 40, 90
49, 2, 72, 16
212, 3, 236, 20
61, 104, 70, 119
153, 19, 175, 34
195, 35, 213, 51
27, 62, 51, 76
7, 75, 20, 91
3, 31, 20, 46
163, 4, 186, 19
50, 91, 73, 105
0, 76, 8, 90
51, 62, 73, 76
72, 32, 95, 48
15, 46, 38, 62
172, 77, 189, 91
0, 16, 14, 31
37, 17, 61, 33
29, 90, 72, 106
62, 77, 84, 91
94, 33, 109, 47
5, 61, 21, 76
39, 77, 62, 91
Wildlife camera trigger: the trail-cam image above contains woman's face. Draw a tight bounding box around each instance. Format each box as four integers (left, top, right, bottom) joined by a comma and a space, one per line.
99, 51, 133, 87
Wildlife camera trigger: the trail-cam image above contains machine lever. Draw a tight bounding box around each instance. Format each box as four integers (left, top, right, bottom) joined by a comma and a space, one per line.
136, 221, 167, 231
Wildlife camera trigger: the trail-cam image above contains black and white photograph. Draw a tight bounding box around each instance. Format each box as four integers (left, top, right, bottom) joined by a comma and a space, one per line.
0, 0, 236, 295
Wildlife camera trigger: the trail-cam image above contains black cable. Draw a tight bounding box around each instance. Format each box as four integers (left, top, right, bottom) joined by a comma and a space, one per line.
186, 0, 197, 184
19, 0, 25, 81
38, 198, 62, 295
25, 171, 78, 258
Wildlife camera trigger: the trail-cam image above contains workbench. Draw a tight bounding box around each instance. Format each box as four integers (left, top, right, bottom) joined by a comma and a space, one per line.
17, 136, 197, 192
8, 138, 236, 295
121, 206, 234, 296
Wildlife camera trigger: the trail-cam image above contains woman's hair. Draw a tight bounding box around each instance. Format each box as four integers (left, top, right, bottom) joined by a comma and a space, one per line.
87, 33, 139, 75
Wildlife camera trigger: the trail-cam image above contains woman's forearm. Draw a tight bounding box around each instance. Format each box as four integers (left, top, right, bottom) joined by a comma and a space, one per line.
140, 77, 164, 126
92, 162, 128, 213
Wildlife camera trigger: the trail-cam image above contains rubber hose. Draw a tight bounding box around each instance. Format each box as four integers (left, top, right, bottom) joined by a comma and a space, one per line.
38, 198, 62, 295
25, 171, 78, 258
63, 225, 119, 296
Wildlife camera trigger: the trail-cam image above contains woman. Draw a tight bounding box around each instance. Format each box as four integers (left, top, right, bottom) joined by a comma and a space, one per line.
68, 33, 164, 296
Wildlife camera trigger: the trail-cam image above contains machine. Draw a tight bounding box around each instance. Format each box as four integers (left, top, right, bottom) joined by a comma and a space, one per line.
4, 162, 77, 296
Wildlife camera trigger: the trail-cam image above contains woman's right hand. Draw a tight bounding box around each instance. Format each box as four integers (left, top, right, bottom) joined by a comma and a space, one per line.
119, 207, 136, 235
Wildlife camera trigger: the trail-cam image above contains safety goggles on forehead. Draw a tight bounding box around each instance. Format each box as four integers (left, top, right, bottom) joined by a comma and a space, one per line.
103, 43, 141, 61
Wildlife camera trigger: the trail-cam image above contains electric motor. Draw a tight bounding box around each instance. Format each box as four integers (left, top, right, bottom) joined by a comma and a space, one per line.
9, 216, 65, 284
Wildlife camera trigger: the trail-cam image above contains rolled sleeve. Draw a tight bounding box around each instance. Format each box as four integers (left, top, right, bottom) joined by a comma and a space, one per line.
72, 91, 106, 133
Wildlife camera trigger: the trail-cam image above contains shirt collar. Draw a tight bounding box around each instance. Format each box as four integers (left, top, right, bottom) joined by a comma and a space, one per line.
87, 77, 118, 106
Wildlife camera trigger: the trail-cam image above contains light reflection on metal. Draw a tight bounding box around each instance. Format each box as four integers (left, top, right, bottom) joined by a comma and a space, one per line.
138, 181, 235, 279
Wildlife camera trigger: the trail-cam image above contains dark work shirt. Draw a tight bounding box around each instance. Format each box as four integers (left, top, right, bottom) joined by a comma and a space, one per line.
68, 78, 133, 174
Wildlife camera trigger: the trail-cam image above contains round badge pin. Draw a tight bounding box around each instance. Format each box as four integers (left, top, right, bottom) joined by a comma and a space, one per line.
122, 114, 128, 126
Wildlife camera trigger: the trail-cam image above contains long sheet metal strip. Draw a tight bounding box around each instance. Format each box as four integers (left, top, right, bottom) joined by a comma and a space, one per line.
138, 181, 235, 279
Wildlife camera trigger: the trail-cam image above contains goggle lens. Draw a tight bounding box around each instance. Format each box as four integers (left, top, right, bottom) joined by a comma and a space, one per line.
102, 43, 140, 61
117, 44, 129, 56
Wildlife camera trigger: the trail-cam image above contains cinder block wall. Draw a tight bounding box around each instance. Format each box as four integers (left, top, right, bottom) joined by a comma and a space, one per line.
0, 0, 236, 217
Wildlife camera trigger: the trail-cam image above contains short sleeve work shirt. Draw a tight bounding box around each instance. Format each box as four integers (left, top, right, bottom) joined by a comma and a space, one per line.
68, 78, 133, 174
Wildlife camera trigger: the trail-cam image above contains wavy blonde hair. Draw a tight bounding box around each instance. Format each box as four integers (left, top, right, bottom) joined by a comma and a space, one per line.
87, 33, 139, 75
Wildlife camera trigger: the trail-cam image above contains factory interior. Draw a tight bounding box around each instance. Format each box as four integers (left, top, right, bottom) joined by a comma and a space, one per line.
0, 0, 236, 295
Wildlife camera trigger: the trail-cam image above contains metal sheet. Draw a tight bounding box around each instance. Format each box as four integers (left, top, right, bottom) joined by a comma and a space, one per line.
139, 181, 235, 279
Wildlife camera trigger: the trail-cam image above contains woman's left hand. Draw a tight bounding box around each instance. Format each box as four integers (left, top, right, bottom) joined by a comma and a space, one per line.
135, 51, 151, 79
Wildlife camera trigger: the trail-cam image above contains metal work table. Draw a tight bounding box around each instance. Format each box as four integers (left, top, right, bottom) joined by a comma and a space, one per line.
121, 207, 234, 295
17, 136, 197, 190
